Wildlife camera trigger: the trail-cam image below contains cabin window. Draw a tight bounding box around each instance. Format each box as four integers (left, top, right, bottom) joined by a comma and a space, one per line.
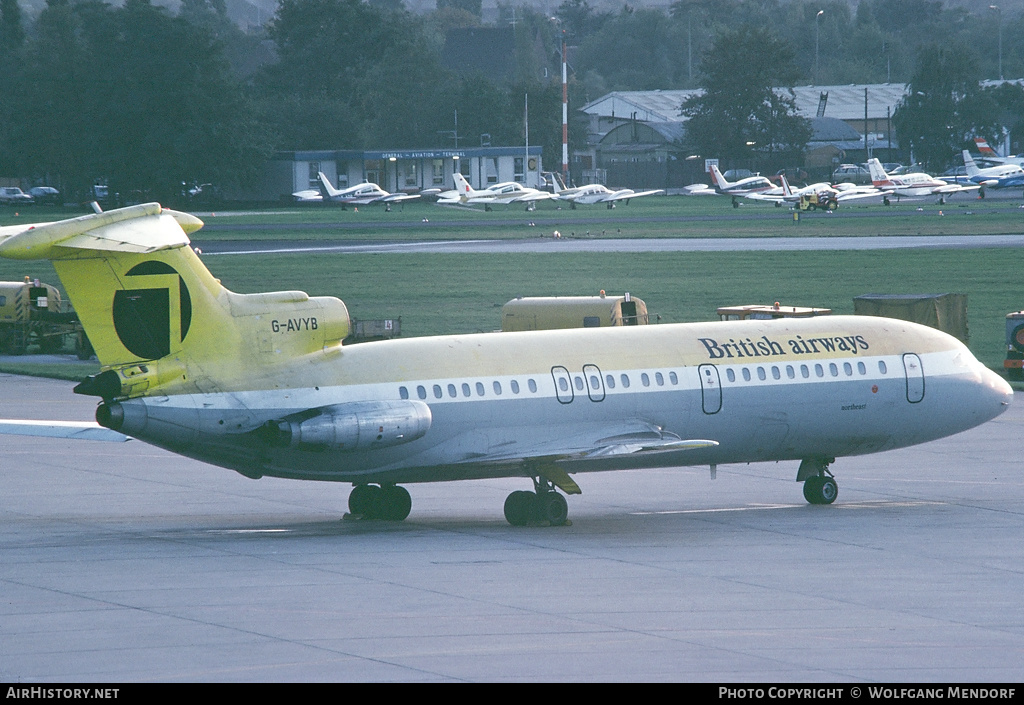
475, 382, 485, 396
399, 386, 409, 399
814, 364, 824, 378
433, 384, 443, 399
493, 381, 502, 395
417, 385, 427, 400
771, 366, 780, 380
726, 369, 736, 382
829, 363, 838, 377
448, 384, 457, 398
620, 374, 631, 388
742, 368, 751, 382
641, 373, 650, 387
574, 376, 585, 391
558, 377, 569, 392
801, 365, 810, 379
669, 371, 678, 385
844, 362, 853, 376
590, 374, 601, 389
786, 365, 795, 379
462, 383, 471, 397
858, 362, 866, 375
511, 380, 520, 394
757, 367, 766, 381
878, 361, 888, 374
528, 378, 537, 393
605, 375, 616, 389
655, 372, 664, 386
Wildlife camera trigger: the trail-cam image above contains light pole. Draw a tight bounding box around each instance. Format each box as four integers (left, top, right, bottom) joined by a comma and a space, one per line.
990, 5, 1003, 81
815, 10, 824, 85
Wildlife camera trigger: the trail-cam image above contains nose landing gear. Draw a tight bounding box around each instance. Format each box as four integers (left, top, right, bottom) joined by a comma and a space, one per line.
798, 457, 838, 505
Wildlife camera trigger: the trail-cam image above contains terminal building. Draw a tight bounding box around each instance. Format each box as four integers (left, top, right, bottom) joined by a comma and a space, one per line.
250, 145, 544, 203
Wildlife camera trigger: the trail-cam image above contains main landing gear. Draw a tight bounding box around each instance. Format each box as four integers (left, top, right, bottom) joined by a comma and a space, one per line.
504, 477, 570, 526
347, 483, 412, 521
798, 457, 838, 505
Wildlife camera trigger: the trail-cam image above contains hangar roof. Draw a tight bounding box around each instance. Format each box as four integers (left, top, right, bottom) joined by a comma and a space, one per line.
581, 84, 909, 123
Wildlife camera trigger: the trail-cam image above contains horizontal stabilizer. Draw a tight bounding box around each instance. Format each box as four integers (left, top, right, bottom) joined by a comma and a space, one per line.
0, 419, 130, 442
0, 203, 201, 260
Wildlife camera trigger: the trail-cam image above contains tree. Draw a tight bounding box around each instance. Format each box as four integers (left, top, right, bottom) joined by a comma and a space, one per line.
680, 25, 810, 170
15, 0, 270, 201
893, 41, 998, 171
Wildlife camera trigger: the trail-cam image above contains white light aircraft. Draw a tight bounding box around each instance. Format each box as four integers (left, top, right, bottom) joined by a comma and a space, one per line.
709, 164, 776, 195
0, 205, 1012, 525
555, 183, 664, 209
542, 172, 664, 209
745, 175, 891, 207
437, 173, 554, 211
313, 172, 420, 208
866, 159, 978, 200
962, 150, 1024, 188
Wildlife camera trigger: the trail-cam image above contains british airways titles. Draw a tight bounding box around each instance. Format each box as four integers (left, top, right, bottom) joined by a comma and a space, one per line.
699, 334, 871, 360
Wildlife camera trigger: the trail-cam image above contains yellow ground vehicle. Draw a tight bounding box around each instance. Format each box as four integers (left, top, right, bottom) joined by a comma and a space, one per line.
797, 191, 838, 211
0, 277, 91, 357
501, 292, 649, 331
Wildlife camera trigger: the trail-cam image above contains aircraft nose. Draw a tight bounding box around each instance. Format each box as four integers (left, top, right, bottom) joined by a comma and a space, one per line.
981, 366, 1014, 415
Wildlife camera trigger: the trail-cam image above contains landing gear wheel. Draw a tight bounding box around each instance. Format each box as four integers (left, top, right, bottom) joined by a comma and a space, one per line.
538, 491, 568, 526
348, 484, 412, 520
349, 484, 382, 517
503, 490, 536, 526
803, 475, 838, 505
380, 485, 412, 521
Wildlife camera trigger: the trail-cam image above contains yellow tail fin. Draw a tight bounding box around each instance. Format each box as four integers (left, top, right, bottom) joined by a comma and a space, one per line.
0, 204, 350, 398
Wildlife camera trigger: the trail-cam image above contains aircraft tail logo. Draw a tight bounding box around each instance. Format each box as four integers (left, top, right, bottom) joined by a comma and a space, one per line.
452, 173, 476, 198
974, 138, 998, 157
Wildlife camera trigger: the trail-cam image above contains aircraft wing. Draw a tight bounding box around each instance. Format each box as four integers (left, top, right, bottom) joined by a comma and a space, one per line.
377, 193, 422, 203
507, 191, 556, 204
744, 192, 785, 203
602, 189, 664, 203
456, 421, 718, 467
933, 183, 979, 194
0, 419, 130, 442
834, 188, 893, 202
682, 184, 718, 195
579, 433, 718, 457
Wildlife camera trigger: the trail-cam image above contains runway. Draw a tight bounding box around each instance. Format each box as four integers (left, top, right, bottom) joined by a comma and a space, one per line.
1, 374, 1022, 682
195, 233, 1024, 256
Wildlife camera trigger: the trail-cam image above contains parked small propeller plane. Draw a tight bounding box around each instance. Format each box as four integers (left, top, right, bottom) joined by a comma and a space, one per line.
0, 204, 1013, 525
542, 172, 664, 209
305, 172, 421, 209
962, 150, 1024, 189
866, 159, 978, 201
437, 173, 555, 211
